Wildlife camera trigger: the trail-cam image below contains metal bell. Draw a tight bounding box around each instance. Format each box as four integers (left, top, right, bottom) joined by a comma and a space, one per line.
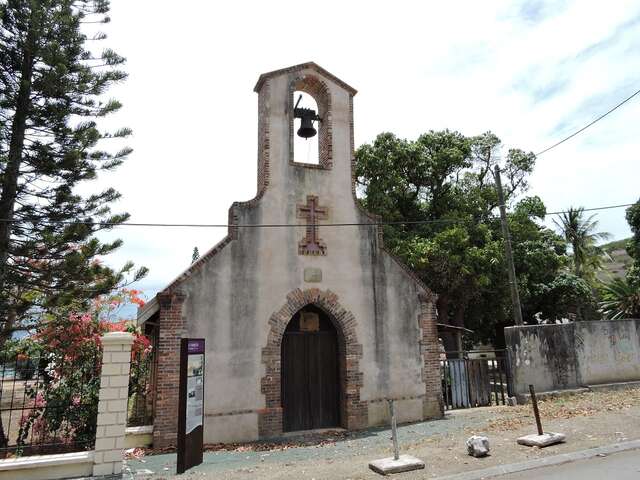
293, 94, 321, 139
297, 115, 317, 139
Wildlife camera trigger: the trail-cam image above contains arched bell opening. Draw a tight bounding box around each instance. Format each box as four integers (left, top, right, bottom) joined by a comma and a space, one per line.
281, 304, 342, 432
288, 75, 333, 169
292, 91, 320, 165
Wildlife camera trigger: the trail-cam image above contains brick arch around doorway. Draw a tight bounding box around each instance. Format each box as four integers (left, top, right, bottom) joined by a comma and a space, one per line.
258, 288, 366, 438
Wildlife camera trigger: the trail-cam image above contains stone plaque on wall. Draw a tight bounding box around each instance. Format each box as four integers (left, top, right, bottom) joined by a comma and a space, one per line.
304, 267, 322, 283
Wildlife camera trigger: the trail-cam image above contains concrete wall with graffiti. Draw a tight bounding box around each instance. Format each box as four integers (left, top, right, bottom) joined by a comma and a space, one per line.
505, 319, 640, 396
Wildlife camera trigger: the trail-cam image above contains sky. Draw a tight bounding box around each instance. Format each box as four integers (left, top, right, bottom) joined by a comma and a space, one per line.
83, 0, 640, 303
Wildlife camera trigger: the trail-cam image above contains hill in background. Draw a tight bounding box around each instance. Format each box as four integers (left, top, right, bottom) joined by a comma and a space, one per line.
597, 237, 632, 281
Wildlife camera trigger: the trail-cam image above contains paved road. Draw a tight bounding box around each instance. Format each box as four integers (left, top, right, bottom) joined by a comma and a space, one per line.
501, 449, 640, 479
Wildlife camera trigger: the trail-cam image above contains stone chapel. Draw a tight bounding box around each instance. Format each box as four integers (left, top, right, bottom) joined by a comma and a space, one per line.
138, 62, 443, 447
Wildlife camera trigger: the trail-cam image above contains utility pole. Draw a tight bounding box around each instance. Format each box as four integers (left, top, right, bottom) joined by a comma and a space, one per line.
494, 165, 523, 326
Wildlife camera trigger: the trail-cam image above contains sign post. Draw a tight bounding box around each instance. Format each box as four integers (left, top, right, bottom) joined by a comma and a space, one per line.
177, 338, 205, 474
368, 399, 425, 475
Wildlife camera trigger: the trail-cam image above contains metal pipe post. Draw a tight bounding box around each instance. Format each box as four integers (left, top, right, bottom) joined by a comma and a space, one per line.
388, 399, 399, 460
529, 384, 543, 435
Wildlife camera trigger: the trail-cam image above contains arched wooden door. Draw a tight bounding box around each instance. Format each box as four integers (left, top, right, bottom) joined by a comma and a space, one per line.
281, 305, 340, 432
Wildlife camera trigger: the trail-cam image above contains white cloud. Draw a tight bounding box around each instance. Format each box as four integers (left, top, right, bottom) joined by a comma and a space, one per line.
83, 0, 640, 298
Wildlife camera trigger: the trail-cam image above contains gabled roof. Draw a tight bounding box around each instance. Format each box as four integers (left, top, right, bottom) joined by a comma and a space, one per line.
254, 61, 357, 95
137, 296, 158, 325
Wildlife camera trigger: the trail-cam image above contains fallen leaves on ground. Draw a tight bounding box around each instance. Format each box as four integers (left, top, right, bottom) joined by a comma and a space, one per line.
138, 429, 351, 456
484, 387, 640, 432
203, 430, 350, 452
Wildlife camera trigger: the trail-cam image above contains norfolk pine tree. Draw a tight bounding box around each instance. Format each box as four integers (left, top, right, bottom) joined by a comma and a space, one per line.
0, 0, 146, 340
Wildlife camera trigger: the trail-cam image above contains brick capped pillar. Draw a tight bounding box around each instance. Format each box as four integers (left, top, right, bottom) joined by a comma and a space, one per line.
93, 331, 134, 477
152, 291, 186, 448
420, 294, 444, 418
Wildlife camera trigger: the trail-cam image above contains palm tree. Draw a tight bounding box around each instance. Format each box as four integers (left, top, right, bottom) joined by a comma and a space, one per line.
599, 277, 640, 319
553, 207, 611, 281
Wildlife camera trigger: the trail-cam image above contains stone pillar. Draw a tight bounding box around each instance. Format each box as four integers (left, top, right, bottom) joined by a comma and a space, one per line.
153, 291, 186, 448
93, 332, 134, 477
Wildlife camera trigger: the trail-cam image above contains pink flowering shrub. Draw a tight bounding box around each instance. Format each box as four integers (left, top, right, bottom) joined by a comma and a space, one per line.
15, 289, 151, 454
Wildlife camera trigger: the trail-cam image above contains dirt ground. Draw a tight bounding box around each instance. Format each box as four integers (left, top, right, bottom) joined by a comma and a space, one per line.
125, 387, 640, 479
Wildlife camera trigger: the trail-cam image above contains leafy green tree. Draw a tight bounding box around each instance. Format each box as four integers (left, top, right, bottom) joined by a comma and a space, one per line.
552, 207, 611, 282
191, 246, 200, 264
507, 200, 594, 320
356, 131, 506, 333
599, 277, 640, 319
535, 272, 596, 320
598, 198, 640, 320
625, 199, 640, 287
356, 130, 587, 346
466, 198, 593, 343
0, 0, 146, 339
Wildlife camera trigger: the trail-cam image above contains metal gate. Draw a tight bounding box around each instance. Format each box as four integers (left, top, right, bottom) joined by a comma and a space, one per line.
441, 350, 512, 410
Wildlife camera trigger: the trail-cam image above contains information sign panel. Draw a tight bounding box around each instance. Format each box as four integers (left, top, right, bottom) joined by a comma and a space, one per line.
177, 338, 205, 474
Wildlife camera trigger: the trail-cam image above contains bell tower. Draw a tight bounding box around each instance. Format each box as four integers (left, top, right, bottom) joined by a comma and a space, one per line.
252, 62, 358, 206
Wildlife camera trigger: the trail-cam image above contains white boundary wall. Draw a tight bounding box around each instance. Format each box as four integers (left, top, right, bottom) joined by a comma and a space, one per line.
506, 319, 640, 397
0, 331, 134, 479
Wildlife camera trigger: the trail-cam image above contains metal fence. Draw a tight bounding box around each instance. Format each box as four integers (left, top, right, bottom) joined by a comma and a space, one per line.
441, 350, 512, 410
126, 338, 156, 427
0, 350, 101, 458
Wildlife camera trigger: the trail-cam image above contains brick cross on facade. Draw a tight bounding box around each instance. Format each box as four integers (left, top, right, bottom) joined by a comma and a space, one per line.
297, 195, 328, 256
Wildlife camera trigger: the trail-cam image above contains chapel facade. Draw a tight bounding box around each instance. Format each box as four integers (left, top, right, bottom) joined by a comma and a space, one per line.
138, 63, 443, 446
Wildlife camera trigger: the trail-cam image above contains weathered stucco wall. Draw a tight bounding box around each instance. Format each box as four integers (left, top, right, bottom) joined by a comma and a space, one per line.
505, 320, 640, 396
150, 65, 442, 444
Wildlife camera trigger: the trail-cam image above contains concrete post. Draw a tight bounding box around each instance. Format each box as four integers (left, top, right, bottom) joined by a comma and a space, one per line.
93, 332, 134, 477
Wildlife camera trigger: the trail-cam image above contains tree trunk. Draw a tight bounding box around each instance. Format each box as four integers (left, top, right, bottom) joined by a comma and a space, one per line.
451, 300, 467, 329
451, 299, 468, 353
436, 294, 457, 355
0, 306, 17, 353
0, 7, 38, 450
436, 293, 449, 324
0, 9, 37, 312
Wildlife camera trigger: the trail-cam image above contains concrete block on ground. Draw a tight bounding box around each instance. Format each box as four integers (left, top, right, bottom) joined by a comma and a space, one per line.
466, 435, 490, 457
517, 432, 566, 447
368, 455, 425, 475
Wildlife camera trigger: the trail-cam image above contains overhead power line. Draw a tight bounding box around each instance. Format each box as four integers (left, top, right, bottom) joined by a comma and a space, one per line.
0, 203, 633, 229
536, 86, 640, 156
560, 203, 634, 214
